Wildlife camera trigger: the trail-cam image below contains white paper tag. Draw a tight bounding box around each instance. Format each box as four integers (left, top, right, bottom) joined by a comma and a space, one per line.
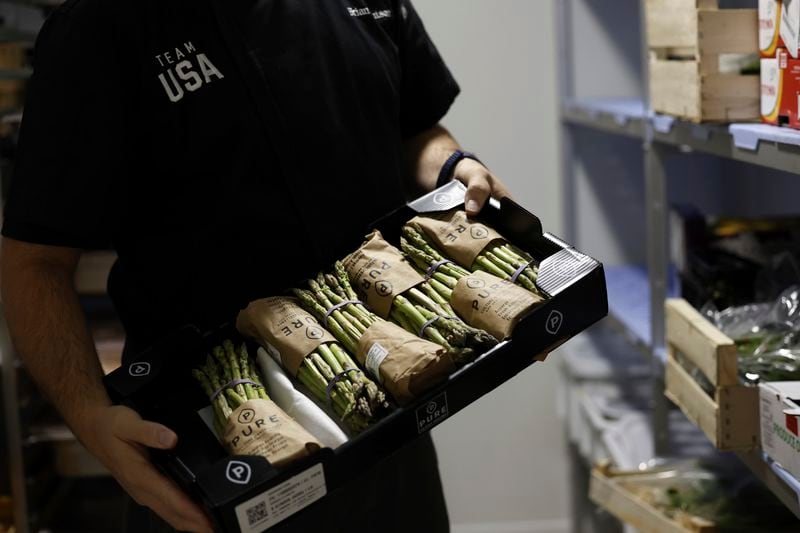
364, 342, 389, 383
234, 463, 326, 533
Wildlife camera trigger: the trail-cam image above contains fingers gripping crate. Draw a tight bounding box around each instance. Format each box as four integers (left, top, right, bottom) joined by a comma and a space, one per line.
645, 0, 759, 122
664, 299, 759, 451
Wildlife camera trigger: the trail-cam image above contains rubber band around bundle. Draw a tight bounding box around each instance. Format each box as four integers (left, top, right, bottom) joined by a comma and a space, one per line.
425, 259, 454, 280
210, 379, 262, 402
325, 368, 362, 407
418, 316, 441, 338
323, 300, 364, 327
509, 260, 536, 284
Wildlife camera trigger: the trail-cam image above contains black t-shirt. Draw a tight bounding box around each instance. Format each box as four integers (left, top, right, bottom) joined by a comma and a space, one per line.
2, 0, 459, 352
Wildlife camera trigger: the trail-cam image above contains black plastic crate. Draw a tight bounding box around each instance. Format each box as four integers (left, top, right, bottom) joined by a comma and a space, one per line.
104, 181, 608, 532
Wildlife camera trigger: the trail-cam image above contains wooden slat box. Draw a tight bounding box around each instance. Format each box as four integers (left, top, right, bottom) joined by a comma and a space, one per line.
646, 0, 759, 122
664, 298, 759, 451
589, 462, 716, 533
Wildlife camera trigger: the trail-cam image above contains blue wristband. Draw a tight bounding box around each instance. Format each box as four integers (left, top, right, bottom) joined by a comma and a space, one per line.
436, 150, 483, 189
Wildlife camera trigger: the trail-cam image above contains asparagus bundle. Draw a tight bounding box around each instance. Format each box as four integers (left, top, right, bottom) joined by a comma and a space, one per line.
295, 340, 389, 434
293, 263, 377, 356
408, 211, 542, 296
192, 339, 322, 466
192, 340, 269, 437
401, 224, 545, 340
342, 232, 497, 363
401, 224, 474, 301
294, 262, 455, 405
236, 296, 390, 434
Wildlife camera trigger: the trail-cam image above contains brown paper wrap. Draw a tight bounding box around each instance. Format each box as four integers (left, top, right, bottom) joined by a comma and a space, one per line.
236, 297, 336, 376
343, 230, 425, 319
355, 320, 454, 405
223, 399, 321, 468
411, 210, 504, 268
451, 270, 544, 340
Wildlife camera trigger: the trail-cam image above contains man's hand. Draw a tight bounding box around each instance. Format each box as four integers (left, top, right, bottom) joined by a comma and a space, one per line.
452, 158, 512, 217
402, 124, 512, 215
1, 238, 213, 533
84, 406, 214, 533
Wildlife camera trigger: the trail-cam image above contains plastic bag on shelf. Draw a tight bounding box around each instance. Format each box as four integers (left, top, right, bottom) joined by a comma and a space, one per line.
702, 286, 800, 384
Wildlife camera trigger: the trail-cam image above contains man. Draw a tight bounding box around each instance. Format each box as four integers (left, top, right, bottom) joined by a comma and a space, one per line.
1, 0, 510, 531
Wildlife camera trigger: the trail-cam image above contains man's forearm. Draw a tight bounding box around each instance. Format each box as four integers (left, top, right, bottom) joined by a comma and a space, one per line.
403, 123, 461, 194
1, 239, 109, 445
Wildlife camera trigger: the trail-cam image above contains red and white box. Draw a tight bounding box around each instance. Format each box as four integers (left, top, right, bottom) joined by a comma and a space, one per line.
760, 381, 800, 480
760, 48, 800, 127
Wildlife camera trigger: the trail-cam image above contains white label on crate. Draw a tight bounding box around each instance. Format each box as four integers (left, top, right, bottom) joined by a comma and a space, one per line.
762, 57, 780, 118
783, 0, 800, 58
364, 342, 389, 383
760, 0, 781, 53
234, 463, 326, 533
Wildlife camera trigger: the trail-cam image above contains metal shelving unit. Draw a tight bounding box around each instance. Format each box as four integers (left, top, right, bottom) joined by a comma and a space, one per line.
558, 0, 800, 527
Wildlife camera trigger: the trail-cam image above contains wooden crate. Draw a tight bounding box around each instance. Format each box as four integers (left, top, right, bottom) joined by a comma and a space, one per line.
589, 462, 716, 533
646, 0, 759, 122
664, 299, 759, 451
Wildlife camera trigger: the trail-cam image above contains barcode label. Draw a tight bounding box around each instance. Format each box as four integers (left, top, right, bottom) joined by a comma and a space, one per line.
234, 463, 326, 532
245, 502, 268, 528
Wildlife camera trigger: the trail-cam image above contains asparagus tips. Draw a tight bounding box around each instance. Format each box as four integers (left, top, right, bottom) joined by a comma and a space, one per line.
292, 270, 390, 433
404, 218, 542, 296
193, 339, 271, 439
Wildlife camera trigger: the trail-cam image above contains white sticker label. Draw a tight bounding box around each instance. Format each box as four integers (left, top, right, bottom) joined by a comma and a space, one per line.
364, 342, 389, 383
234, 463, 326, 533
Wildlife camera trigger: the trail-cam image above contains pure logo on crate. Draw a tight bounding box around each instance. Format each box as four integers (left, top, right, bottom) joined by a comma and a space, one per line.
225, 460, 252, 485
416, 392, 449, 433
128, 362, 151, 377
433, 192, 453, 205
545, 310, 564, 335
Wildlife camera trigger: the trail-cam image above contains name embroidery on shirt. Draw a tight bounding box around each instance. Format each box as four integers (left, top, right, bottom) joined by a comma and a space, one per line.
347, 6, 392, 20
155, 42, 224, 103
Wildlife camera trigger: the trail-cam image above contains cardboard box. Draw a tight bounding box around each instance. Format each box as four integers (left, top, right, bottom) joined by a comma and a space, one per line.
104, 181, 608, 532
760, 0, 800, 58
647, 0, 759, 122
760, 48, 800, 127
761, 0, 783, 57
759, 381, 800, 480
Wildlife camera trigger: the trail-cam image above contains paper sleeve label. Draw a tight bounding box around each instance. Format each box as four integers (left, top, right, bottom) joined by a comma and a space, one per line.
356, 321, 454, 405
451, 270, 544, 340
343, 230, 425, 319
236, 297, 336, 376
234, 463, 327, 533
223, 399, 321, 468
410, 210, 504, 267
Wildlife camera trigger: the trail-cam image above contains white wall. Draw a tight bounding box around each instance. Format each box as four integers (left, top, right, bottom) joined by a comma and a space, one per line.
414, 0, 563, 237
412, 2, 569, 532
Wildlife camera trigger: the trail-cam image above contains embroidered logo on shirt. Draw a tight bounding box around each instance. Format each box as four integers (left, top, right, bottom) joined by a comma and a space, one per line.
347, 6, 392, 20
155, 42, 224, 104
